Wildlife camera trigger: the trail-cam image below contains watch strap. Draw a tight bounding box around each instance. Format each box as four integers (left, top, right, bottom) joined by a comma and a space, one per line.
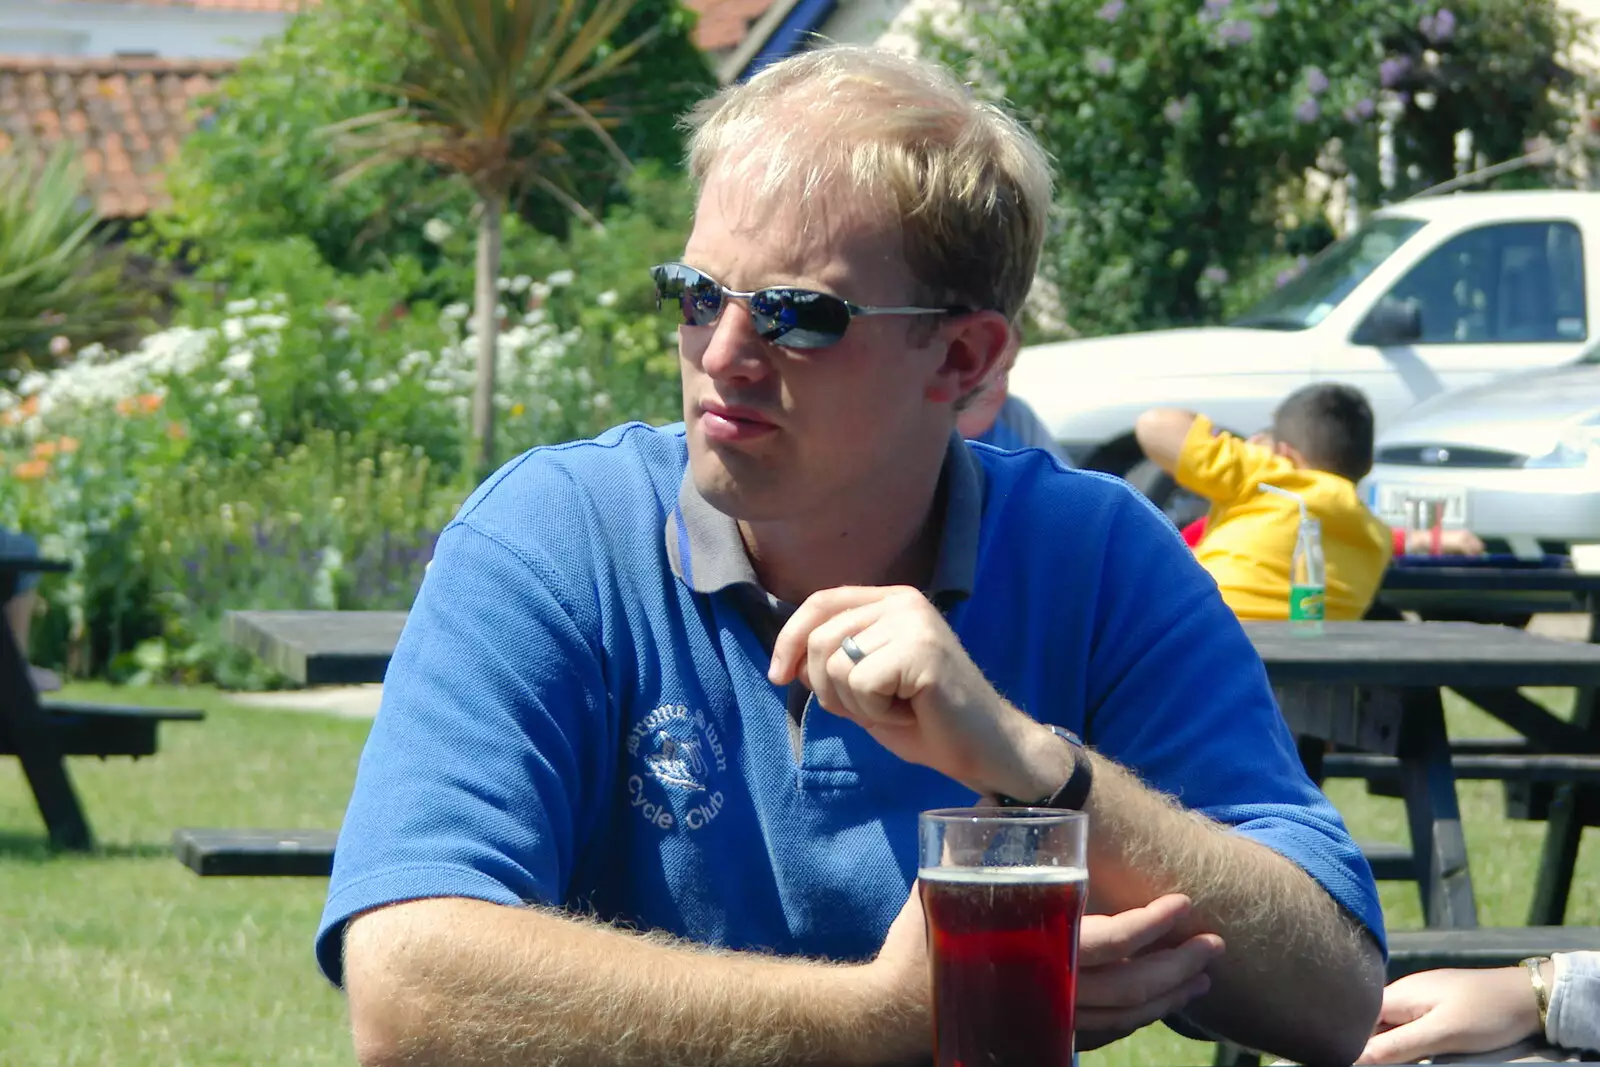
997, 725, 1092, 810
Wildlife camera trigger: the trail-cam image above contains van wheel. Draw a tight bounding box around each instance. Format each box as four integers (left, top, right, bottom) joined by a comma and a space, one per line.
1123, 460, 1209, 528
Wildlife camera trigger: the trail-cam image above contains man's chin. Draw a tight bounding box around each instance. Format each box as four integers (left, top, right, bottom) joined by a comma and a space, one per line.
688, 442, 777, 519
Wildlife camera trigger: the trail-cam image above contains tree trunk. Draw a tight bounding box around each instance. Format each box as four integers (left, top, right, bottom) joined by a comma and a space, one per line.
471, 195, 504, 478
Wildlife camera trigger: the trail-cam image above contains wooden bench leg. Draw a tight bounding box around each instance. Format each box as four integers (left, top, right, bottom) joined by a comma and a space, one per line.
0, 630, 92, 850
1528, 784, 1584, 925
1398, 688, 1477, 928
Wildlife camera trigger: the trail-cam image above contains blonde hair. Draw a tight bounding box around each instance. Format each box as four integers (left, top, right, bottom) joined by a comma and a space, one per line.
683, 46, 1053, 321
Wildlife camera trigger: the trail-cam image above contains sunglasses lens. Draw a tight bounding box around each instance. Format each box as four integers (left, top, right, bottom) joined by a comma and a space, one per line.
652, 264, 722, 327
749, 288, 852, 349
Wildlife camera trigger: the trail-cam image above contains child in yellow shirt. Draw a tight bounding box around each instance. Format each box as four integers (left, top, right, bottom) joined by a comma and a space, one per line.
1133, 383, 1393, 621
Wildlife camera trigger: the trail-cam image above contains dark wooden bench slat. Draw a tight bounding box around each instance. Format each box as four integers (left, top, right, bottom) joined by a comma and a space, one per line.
173, 828, 336, 877
42, 700, 205, 722
1359, 840, 1417, 881
1327, 752, 1600, 783
1387, 926, 1600, 980
0, 702, 204, 759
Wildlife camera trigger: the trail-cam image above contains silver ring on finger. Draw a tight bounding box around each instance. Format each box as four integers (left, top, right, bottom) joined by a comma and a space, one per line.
840, 634, 869, 665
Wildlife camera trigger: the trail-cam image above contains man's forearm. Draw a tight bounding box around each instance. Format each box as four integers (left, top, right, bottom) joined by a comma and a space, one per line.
1083, 754, 1383, 1063
345, 896, 923, 1067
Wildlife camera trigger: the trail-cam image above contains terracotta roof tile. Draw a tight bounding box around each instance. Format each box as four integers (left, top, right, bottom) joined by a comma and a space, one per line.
684, 0, 777, 52
52, 0, 307, 10
0, 55, 233, 218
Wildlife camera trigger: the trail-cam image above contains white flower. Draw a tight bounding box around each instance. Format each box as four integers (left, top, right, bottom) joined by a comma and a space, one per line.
224, 298, 258, 315
596, 290, 618, 308
422, 218, 454, 245
220, 350, 254, 378
497, 277, 512, 292
530, 282, 551, 303
236, 410, 256, 429
442, 302, 470, 322
546, 269, 575, 288
593, 392, 612, 410
509, 275, 532, 294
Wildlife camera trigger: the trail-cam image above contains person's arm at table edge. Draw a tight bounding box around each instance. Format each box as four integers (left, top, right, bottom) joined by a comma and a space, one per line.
344, 896, 927, 1067
998, 728, 1385, 1065
1133, 407, 1200, 476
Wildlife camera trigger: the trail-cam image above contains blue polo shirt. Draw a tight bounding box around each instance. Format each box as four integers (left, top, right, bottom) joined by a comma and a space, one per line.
316, 422, 1384, 986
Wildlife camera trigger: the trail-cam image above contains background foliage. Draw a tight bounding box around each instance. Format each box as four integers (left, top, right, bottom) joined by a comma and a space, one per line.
925, 0, 1593, 338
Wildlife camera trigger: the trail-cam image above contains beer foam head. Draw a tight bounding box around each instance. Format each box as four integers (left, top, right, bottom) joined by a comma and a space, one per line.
919, 865, 1088, 884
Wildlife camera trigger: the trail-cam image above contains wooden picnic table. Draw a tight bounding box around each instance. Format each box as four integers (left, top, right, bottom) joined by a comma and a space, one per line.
1378, 561, 1600, 621
227, 609, 1600, 925
225, 610, 407, 686
0, 555, 202, 849
1248, 620, 1600, 929
1372, 562, 1600, 927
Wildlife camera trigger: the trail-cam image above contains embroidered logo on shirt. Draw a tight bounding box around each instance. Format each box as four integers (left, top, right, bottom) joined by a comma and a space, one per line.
624, 703, 729, 832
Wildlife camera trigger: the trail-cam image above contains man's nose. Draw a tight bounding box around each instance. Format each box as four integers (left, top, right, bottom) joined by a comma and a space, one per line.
695, 300, 772, 382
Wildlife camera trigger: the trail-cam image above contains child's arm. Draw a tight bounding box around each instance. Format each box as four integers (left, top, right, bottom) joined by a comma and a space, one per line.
1133, 408, 1199, 475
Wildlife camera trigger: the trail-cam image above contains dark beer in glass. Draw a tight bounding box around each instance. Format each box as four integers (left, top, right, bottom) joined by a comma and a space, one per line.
919, 808, 1088, 1067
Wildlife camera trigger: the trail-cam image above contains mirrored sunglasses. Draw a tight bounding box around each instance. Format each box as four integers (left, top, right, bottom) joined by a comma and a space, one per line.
650, 262, 964, 350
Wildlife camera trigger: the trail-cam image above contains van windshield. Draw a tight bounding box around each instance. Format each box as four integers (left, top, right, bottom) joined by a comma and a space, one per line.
1231, 217, 1427, 331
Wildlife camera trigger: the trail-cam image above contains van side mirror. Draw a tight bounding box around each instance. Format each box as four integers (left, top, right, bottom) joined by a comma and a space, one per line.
1355, 299, 1423, 346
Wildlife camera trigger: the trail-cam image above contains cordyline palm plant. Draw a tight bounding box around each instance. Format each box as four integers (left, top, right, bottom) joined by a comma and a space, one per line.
0, 144, 130, 369
331, 0, 654, 476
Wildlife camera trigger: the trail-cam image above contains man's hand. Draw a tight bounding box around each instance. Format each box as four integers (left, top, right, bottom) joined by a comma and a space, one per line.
1075, 894, 1224, 1050
865, 887, 1223, 1055
769, 585, 1063, 798
1355, 966, 1545, 1065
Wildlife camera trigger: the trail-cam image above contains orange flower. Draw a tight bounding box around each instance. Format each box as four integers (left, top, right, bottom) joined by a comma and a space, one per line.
139, 393, 164, 414
165, 421, 187, 441
116, 397, 135, 416
18, 396, 39, 419
31, 440, 57, 460
14, 459, 50, 481
57, 436, 79, 454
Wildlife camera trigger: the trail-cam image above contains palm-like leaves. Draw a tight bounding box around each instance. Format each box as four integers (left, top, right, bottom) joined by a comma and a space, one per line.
0, 145, 130, 366
331, 0, 653, 473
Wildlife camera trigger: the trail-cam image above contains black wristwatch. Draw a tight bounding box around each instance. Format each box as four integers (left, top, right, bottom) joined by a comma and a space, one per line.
996, 725, 1093, 810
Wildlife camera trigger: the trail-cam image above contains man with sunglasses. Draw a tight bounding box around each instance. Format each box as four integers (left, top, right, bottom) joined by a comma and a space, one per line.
321, 46, 1384, 1067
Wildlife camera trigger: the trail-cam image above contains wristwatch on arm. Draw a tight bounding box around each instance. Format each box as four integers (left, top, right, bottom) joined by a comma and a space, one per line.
996, 725, 1093, 810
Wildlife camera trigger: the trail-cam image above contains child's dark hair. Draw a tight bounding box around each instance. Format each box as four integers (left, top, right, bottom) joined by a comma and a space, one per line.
1271, 382, 1375, 483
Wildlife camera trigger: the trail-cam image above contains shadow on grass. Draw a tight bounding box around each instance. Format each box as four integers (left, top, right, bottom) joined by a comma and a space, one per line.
0, 831, 173, 862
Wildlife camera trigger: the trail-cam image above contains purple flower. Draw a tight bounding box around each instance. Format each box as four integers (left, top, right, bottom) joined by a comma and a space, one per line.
1274, 267, 1300, 288
1255, 0, 1278, 13
1294, 97, 1321, 123
1199, 0, 1231, 22
1420, 7, 1456, 41
1202, 266, 1230, 285
1343, 97, 1376, 123
1216, 19, 1254, 45
1090, 52, 1116, 76
1096, 0, 1125, 21
1305, 66, 1329, 94
1379, 55, 1411, 88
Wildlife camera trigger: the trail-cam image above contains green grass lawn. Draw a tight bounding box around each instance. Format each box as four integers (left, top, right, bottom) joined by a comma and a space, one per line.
2, 685, 1597, 1066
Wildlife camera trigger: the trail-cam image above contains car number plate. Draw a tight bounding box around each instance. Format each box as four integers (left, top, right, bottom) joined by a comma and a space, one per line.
1370, 483, 1469, 529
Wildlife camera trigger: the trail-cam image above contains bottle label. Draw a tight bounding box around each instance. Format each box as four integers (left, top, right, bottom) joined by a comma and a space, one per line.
1290, 584, 1326, 622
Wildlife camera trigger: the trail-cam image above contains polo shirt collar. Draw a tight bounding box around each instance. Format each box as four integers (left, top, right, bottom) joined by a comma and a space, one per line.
665, 431, 983, 609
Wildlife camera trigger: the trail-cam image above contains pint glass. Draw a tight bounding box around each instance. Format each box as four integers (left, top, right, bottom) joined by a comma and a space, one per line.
919, 807, 1089, 1067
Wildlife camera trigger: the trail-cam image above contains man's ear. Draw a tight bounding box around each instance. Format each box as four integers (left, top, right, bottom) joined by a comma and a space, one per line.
924, 311, 1012, 404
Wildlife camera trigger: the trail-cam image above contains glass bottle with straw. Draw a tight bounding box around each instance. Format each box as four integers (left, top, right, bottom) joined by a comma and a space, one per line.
1260, 484, 1325, 636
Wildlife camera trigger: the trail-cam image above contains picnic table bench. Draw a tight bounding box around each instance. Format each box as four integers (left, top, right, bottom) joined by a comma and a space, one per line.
0, 555, 203, 850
